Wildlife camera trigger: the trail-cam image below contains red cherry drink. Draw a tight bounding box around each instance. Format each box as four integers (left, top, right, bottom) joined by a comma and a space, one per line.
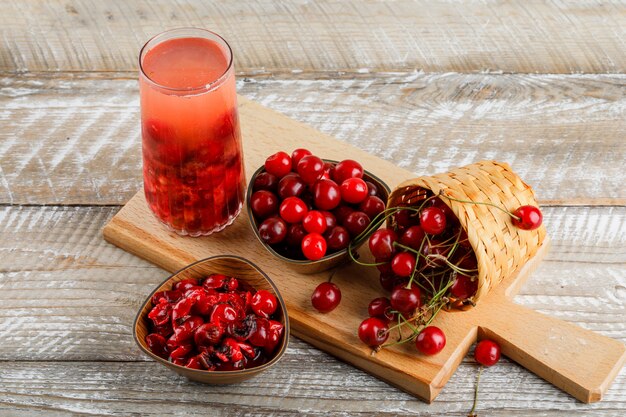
139, 29, 245, 236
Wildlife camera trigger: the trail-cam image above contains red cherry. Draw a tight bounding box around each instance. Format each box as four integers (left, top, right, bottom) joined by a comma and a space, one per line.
249, 318, 269, 347
251, 290, 278, 318
359, 195, 386, 219
210, 304, 238, 325
151, 289, 182, 306
474, 339, 501, 366
333, 205, 355, 224
286, 223, 308, 246
400, 226, 426, 250
258, 216, 287, 244
226, 314, 258, 341
301, 233, 327, 260
291, 148, 312, 166
170, 343, 193, 360
415, 326, 446, 355
194, 323, 224, 347
303, 210, 327, 234
264, 320, 285, 354
512, 205, 543, 230
420, 207, 447, 235
340, 177, 369, 204
320, 211, 337, 230
313, 179, 341, 210
264, 151, 292, 178
173, 279, 199, 292
358, 317, 389, 347
390, 285, 421, 316
311, 282, 342, 313
145, 333, 168, 358
343, 211, 371, 237
376, 259, 393, 275
325, 226, 350, 251
368, 229, 398, 261
378, 272, 397, 292
421, 240, 451, 269
365, 181, 380, 197
429, 197, 456, 223
395, 207, 419, 229
297, 155, 325, 184
333, 159, 363, 184
391, 252, 416, 277
278, 174, 306, 199
185, 355, 203, 369
250, 190, 279, 219
252, 172, 278, 192
449, 274, 478, 299
279, 197, 309, 223
368, 297, 393, 321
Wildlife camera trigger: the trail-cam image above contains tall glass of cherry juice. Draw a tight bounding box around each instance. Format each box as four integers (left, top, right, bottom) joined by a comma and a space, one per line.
139, 28, 245, 236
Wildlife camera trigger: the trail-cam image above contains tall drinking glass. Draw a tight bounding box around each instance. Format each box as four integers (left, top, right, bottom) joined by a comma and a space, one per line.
139, 28, 245, 236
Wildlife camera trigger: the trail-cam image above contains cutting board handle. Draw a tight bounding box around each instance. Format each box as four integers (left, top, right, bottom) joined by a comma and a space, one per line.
480, 299, 626, 403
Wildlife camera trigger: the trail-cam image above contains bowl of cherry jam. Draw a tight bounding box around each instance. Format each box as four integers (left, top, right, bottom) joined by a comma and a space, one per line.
247, 149, 390, 274
134, 255, 289, 384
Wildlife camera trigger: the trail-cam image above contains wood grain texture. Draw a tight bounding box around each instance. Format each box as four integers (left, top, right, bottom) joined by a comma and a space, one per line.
1, 205, 624, 358
99, 98, 621, 402
0, 356, 624, 416
1, 73, 624, 205
1, 0, 625, 74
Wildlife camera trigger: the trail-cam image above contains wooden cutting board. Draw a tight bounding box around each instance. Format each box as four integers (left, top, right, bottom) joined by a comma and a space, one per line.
103, 97, 625, 403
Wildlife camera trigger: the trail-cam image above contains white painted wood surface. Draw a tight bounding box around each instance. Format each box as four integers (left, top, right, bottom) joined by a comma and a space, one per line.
1, 74, 624, 205
1, 0, 625, 74
1, 0, 625, 415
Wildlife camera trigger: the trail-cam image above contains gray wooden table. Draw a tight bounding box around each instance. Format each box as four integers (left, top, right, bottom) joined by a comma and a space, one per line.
0, 1, 625, 415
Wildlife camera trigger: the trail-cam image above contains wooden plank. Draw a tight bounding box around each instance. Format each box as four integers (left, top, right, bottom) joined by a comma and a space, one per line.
98, 100, 620, 402
0, 205, 624, 362
1, 1, 625, 74
1, 74, 624, 205
0, 358, 624, 416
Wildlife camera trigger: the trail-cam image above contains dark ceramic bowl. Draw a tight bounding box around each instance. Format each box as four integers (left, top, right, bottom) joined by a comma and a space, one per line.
134, 255, 289, 384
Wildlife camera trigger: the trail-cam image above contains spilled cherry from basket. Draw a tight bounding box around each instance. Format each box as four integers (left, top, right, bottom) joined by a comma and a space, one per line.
145, 274, 284, 371
352, 188, 542, 356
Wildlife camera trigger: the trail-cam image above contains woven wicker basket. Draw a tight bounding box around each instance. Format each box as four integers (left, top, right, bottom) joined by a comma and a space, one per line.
387, 160, 547, 303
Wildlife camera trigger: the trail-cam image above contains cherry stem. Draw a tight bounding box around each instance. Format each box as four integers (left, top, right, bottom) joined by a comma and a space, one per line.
438, 190, 521, 221
468, 365, 483, 417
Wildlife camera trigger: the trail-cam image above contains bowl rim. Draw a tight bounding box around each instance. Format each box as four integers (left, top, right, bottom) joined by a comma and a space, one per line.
133, 254, 291, 377
246, 158, 391, 266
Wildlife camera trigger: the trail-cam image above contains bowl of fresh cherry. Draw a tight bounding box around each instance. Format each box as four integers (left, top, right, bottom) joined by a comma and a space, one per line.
134, 255, 289, 384
247, 149, 390, 274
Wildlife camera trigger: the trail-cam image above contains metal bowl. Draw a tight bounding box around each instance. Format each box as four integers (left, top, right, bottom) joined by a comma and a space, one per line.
246, 159, 390, 274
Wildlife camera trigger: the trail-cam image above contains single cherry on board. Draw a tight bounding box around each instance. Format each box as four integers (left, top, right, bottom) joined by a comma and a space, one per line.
415, 326, 446, 355
367, 297, 393, 321
311, 282, 342, 313
358, 317, 389, 347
